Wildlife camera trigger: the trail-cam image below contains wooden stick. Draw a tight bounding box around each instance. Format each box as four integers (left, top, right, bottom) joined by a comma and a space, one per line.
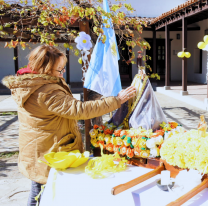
111, 165, 165, 195
167, 178, 208, 206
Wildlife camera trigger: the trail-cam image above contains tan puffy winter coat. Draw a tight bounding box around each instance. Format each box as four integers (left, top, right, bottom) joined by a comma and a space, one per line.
2, 74, 121, 184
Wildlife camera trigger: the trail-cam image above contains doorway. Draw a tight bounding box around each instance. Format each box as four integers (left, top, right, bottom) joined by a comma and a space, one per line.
145, 38, 172, 78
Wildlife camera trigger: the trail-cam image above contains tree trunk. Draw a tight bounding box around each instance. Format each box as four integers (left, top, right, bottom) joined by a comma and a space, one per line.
88, 90, 103, 126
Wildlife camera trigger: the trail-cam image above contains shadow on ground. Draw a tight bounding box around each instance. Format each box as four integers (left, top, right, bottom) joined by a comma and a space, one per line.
162, 106, 208, 130
0, 159, 18, 178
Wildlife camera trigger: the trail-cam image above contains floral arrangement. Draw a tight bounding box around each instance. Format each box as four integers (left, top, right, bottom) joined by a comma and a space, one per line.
90, 121, 182, 160
161, 130, 208, 174
159, 121, 185, 140
161, 115, 208, 174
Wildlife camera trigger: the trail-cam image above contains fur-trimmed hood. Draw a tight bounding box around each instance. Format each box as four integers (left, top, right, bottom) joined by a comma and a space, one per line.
2, 74, 62, 107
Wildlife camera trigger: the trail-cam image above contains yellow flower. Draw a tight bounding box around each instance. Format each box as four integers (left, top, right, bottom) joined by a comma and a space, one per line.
140, 150, 150, 158
97, 133, 105, 141
161, 130, 208, 173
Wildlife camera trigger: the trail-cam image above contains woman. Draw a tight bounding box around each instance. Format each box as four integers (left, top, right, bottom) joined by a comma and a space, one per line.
2, 45, 136, 205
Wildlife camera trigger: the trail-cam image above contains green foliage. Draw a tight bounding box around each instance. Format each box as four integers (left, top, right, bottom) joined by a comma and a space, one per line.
0, 152, 19, 158
0, 112, 18, 115
0, 0, 152, 72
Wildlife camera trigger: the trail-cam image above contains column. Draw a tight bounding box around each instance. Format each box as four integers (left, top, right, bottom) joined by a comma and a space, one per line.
181, 17, 188, 95
153, 29, 157, 74
165, 25, 170, 90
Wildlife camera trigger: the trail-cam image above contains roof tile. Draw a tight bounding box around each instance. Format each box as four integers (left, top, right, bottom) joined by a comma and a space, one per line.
150, 0, 200, 24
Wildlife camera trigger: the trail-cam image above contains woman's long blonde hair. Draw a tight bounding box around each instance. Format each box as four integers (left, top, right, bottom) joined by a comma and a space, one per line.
28, 45, 67, 74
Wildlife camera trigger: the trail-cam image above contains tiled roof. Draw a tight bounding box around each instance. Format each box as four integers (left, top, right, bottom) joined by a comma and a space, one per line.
150, 0, 200, 24
135, 17, 156, 24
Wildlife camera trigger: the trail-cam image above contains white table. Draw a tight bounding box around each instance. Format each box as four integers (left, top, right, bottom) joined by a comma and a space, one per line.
40, 161, 208, 206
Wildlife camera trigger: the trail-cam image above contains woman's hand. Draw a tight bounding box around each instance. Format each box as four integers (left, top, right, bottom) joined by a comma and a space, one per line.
117, 86, 136, 104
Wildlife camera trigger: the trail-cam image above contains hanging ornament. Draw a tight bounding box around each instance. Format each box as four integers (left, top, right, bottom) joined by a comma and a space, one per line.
177, 49, 191, 59
197, 42, 206, 50
177, 51, 185, 58
75, 32, 92, 82
184, 52, 191, 58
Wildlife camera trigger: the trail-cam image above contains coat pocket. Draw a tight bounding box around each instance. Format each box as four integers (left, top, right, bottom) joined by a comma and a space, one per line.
58, 133, 78, 152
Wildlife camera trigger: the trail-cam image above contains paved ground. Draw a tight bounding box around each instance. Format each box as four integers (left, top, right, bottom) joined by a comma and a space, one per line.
0, 115, 19, 153
0, 92, 208, 205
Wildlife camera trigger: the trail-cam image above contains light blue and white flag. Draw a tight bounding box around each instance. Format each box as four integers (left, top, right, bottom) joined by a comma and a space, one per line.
84, 0, 122, 97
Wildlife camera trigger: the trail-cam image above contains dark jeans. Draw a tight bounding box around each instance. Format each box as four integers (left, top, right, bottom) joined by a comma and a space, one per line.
27, 181, 43, 206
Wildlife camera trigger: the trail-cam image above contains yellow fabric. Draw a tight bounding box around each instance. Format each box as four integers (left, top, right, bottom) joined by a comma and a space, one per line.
85, 145, 127, 178
2, 74, 121, 184
39, 150, 90, 170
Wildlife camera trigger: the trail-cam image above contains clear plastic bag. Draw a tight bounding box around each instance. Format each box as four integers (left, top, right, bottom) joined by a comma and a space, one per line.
129, 78, 167, 131
109, 74, 167, 131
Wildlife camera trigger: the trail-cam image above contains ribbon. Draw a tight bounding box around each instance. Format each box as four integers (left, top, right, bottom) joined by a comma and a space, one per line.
85, 144, 127, 179
35, 185, 46, 206
52, 170, 58, 200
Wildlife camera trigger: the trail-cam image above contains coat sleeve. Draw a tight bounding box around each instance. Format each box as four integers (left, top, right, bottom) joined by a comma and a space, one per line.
40, 89, 121, 120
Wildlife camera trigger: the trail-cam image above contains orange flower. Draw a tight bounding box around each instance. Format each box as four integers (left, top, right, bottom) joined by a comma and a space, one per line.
134, 147, 141, 156
98, 141, 105, 148
120, 146, 127, 156
93, 125, 99, 129
120, 130, 128, 137
114, 129, 122, 137
169, 122, 178, 129
104, 129, 114, 135
126, 148, 134, 158
101, 125, 106, 130
151, 130, 165, 138
113, 145, 120, 154
106, 143, 114, 152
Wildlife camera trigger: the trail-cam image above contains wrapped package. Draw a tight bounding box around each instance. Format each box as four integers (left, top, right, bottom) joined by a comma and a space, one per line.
109, 73, 167, 131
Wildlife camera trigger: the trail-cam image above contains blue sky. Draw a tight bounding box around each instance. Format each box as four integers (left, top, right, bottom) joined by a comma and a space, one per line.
109, 0, 188, 17
6, 0, 187, 18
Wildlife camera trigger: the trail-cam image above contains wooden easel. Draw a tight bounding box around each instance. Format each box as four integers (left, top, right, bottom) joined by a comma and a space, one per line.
111, 159, 208, 206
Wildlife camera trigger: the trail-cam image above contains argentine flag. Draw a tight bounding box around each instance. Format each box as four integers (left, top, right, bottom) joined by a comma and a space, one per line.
84, 0, 122, 97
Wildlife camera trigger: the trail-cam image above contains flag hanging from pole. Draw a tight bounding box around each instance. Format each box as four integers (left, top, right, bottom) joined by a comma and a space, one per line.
84, 0, 122, 97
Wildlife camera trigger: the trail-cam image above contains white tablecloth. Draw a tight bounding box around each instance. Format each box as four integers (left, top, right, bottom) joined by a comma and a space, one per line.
40, 161, 208, 206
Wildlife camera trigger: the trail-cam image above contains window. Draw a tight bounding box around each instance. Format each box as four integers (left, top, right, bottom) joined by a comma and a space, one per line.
158, 46, 165, 60
194, 48, 202, 74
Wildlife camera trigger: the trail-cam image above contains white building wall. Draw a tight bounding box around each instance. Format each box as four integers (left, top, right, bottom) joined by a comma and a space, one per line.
187, 19, 208, 84
0, 42, 82, 83
170, 31, 182, 81
0, 44, 15, 81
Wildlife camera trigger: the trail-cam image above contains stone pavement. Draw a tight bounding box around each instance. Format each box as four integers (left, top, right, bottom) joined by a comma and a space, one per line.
157, 84, 208, 111
0, 115, 19, 153
0, 97, 18, 112
1, 92, 208, 206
